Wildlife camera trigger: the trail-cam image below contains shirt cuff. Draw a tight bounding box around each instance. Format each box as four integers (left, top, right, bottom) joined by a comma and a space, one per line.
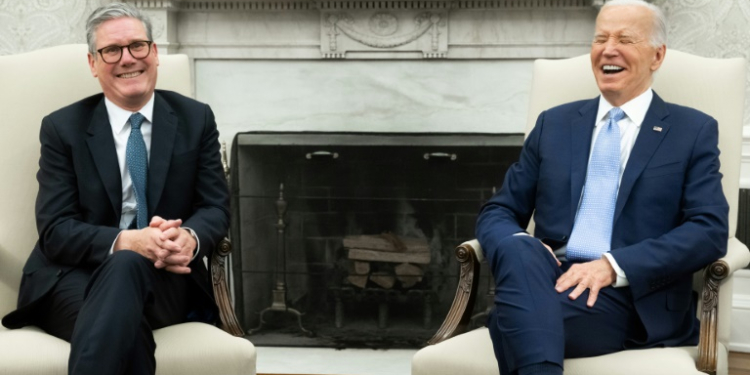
109, 231, 123, 255
183, 227, 201, 261
603, 253, 629, 287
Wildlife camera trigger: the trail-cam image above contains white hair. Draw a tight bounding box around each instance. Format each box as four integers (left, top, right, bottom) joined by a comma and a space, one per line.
599, 0, 667, 48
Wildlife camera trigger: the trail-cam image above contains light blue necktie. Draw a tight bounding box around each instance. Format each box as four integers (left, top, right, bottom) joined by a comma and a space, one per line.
126, 112, 148, 229
566, 107, 625, 262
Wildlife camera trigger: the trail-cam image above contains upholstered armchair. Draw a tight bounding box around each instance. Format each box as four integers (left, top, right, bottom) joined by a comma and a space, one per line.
0, 44, 256, 375
412, 50, 750, 375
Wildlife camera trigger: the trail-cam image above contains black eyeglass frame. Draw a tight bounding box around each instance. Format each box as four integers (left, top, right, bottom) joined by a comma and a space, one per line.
96, 40, 153, 64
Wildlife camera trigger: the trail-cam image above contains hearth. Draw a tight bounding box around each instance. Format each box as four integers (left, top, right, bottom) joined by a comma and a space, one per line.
230, 132, 521, 348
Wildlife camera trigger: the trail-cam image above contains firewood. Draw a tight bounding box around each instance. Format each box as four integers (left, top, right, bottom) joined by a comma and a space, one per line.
353, 261, 370, 275
345, 260, 370, 288
343, 234, 429, 253
370, 272, 396, 289
348, 248, 430, 264
394, 263, 423, 288
346, 275, 368, 288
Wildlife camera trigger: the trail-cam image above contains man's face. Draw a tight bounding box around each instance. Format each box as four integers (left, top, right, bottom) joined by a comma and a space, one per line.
88, 17, 159, 111
590, 5, 665, 107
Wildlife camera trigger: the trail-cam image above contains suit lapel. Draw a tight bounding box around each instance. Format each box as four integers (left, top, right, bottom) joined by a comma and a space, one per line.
569, 98, 599, 224
613, 93, 670, 223
86, 98, 122, 218
147, 92, 177, 215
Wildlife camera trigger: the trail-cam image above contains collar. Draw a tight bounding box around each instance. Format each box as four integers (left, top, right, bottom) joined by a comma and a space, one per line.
595, 88, 653, 127
105, 93, 156, 134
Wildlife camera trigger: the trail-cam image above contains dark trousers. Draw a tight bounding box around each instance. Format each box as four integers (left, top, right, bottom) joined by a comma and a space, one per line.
35, 250, 192, 375
486, 235, 643, 375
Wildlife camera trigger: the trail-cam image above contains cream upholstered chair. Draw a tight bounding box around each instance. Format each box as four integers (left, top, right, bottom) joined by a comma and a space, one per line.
412, 50, 750, 375
0, 44, 256, 375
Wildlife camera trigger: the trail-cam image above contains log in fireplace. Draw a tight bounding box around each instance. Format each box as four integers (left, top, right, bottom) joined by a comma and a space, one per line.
230, 132, 521, 348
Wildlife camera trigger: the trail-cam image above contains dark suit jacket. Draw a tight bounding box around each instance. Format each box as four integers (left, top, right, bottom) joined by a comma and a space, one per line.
476, 92, 728, 347
2, 90, 230, 328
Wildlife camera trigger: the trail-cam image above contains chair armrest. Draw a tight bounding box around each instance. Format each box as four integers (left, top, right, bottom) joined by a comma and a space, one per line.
697, 237, 750, 374
427, 240, 483, 345
211, 238, 245, 337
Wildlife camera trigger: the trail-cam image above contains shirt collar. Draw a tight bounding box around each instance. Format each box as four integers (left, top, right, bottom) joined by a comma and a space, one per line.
104, 93, 156, 134
595, 88, 653, 128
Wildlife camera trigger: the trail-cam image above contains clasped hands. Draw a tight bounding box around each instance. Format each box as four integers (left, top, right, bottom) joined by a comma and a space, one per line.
542, 243, 617, 308
114, 216, 196, 274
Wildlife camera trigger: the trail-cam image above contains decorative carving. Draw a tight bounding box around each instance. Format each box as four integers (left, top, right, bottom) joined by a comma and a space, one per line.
697, 259, 729, 374
211, 238, 245, 337
427, 242, 480, 345
328, 12, 435, 49
322, 10, 447, 58
369, 12, 398, 36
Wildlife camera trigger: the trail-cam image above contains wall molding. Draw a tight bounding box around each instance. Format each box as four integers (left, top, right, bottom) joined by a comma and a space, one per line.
129, 0, 598, 11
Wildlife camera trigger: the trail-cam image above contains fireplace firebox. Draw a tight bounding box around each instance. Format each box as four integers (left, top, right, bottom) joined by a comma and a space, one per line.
230, 132, 522, 348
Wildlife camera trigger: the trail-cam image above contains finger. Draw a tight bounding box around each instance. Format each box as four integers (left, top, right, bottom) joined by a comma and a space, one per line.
160, 227, 181, 241
149, 216, 165, 227
555, 271, 575, 292
162, 254, 191, 266
158, 219, 183, 231
587, 285, 600, 308
568, 283, 587, 301
154, 260, 166, 269
165, 265, 192, 274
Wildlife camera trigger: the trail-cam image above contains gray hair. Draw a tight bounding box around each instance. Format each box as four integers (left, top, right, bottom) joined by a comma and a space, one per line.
86, 2, 153, 56
600, 0, 667, 48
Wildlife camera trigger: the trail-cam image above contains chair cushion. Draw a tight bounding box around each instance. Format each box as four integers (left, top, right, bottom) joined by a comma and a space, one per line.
0, 323, 256, 375
412, 327, 728, 375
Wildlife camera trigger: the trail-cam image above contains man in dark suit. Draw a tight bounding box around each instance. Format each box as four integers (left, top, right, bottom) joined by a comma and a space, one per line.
476, 1, 728, 374
1, 3, 229, 374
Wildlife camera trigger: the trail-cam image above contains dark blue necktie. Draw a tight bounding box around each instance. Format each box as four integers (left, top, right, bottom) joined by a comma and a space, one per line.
126, 112, 148, 229
567, 107, 625, 262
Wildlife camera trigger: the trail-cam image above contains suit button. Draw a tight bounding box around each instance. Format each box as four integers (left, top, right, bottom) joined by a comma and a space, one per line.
562, 236, 567, 240
56, 269, 63, 277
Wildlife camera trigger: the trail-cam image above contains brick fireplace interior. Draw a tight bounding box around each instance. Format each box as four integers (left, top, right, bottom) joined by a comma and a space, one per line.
230, 132, 521, 348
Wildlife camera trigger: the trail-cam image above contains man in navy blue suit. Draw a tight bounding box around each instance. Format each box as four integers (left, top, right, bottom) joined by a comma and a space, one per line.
1, 3, 229, 375
476, 1, 728, 374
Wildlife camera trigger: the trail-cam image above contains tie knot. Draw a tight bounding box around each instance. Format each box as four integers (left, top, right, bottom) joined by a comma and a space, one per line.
608, 107, 625, 123
130, 112, 145, 130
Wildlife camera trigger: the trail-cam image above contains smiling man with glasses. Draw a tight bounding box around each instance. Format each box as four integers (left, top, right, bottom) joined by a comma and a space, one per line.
1, 3, 230, 375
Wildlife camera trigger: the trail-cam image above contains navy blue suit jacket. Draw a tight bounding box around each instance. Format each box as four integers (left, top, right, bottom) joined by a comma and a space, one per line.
2, 90, 230, 328
476, 93, 728, 347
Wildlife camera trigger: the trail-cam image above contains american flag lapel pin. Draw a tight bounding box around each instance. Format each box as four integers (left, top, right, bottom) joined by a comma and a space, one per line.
653, 126, 663, 132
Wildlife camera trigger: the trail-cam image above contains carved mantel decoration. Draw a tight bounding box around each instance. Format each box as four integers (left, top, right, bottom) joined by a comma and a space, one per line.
127, 0, 602, 59
322, 10, 447, 58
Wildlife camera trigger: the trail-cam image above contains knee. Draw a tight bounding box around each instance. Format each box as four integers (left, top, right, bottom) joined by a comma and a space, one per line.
487, 235, 551, 275
99, 250, 153, 277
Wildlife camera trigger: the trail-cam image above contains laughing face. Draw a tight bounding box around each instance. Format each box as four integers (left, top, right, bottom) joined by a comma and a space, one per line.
590, 5, 665, 107
88, 17, 159, 111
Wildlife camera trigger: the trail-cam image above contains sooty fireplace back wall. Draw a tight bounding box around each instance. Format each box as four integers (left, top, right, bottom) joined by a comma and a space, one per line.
230, 132, 522, 348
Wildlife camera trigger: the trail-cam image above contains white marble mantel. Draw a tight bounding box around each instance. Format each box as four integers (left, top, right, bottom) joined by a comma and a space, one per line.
126, 0, 606, 149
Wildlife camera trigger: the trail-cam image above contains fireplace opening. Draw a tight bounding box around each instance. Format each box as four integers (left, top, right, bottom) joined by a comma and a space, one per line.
230, 132, 522, 348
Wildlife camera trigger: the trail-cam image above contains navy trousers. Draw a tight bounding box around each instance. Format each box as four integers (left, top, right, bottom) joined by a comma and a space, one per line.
35, 250, 193, 375
486, 235, 643, 375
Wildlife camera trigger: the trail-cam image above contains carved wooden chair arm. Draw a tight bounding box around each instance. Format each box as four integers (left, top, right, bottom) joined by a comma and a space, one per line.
211, 237, 245, 337
697, 237, 750, 374
428, 240, 482, 345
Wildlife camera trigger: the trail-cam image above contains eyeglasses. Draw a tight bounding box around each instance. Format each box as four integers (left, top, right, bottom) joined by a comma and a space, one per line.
96, 40, 153, 64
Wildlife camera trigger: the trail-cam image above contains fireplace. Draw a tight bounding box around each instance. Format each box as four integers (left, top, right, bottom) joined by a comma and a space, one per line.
230, 132, 521, 348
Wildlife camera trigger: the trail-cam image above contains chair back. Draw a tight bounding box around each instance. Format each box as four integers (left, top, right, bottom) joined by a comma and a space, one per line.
525, 49, 746, 350
0, 44, 192, 318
